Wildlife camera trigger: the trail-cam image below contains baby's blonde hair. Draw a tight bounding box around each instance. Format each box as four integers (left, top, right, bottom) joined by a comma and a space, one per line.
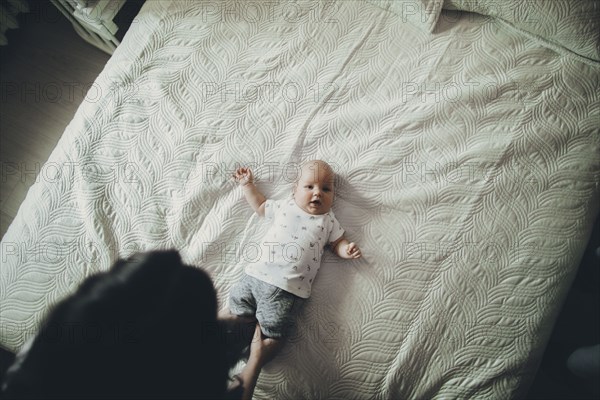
297, 159, 334, 182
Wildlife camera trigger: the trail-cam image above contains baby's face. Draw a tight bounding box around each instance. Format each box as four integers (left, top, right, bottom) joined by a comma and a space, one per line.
293, 162, 335, 215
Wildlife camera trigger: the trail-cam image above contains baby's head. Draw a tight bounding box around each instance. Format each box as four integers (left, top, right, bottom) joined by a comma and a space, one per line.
293, 160, 335, 215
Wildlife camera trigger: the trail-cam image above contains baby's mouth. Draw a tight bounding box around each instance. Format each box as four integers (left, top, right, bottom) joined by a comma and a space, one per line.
309, 200, 321, 206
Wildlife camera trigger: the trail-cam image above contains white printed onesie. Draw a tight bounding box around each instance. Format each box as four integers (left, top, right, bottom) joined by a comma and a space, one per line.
245, 198, 344, 298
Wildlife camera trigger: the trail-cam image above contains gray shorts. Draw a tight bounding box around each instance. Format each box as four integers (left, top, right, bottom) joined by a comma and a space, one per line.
228, 274, 304, 338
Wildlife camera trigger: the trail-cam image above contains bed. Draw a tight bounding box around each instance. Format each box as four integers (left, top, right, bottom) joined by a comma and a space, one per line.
1, 0, 599, 398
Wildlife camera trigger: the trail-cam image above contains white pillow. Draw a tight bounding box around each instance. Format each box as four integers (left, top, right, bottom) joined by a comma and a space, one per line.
365, 0, 444, 33
443, 0, 600, 61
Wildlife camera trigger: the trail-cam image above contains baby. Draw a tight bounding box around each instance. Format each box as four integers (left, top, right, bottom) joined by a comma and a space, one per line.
221, 160, 361, 395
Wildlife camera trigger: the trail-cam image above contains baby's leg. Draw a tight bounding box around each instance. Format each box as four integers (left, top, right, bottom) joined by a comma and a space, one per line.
234, 282, 303, 399
237, 285, 300, 365
218, 307, 256, 324
223, 274, 260, 347
249, 330, 285, 363
219, 308, 257, 351
237, 325, 285, 400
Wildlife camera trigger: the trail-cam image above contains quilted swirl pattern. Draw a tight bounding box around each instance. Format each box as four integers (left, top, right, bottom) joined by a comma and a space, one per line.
1, 1, 599, 398
444, 0, 600, 61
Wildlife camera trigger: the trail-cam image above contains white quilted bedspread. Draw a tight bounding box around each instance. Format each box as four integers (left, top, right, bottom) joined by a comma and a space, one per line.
1, 1, 599, 398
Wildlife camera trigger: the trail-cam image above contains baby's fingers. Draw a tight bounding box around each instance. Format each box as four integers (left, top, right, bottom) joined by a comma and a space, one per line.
347, 243, 362, 258
233, 167, 246, 177
232, 167, 252, 184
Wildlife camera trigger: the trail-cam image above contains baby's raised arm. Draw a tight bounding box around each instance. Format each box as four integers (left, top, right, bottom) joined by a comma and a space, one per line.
234, 167, 267, 217
331, 237, 362, 259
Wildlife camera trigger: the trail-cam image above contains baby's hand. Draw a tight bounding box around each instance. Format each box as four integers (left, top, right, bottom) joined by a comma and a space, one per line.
345, 242, 361, 259
233, 167, 253, 186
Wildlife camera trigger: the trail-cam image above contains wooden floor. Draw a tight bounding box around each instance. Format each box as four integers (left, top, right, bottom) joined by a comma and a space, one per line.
0, 1, 110, 240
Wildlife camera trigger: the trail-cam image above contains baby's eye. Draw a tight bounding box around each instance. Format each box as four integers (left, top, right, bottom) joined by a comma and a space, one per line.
305, 185, 313, 189
324, 187, 331, 192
